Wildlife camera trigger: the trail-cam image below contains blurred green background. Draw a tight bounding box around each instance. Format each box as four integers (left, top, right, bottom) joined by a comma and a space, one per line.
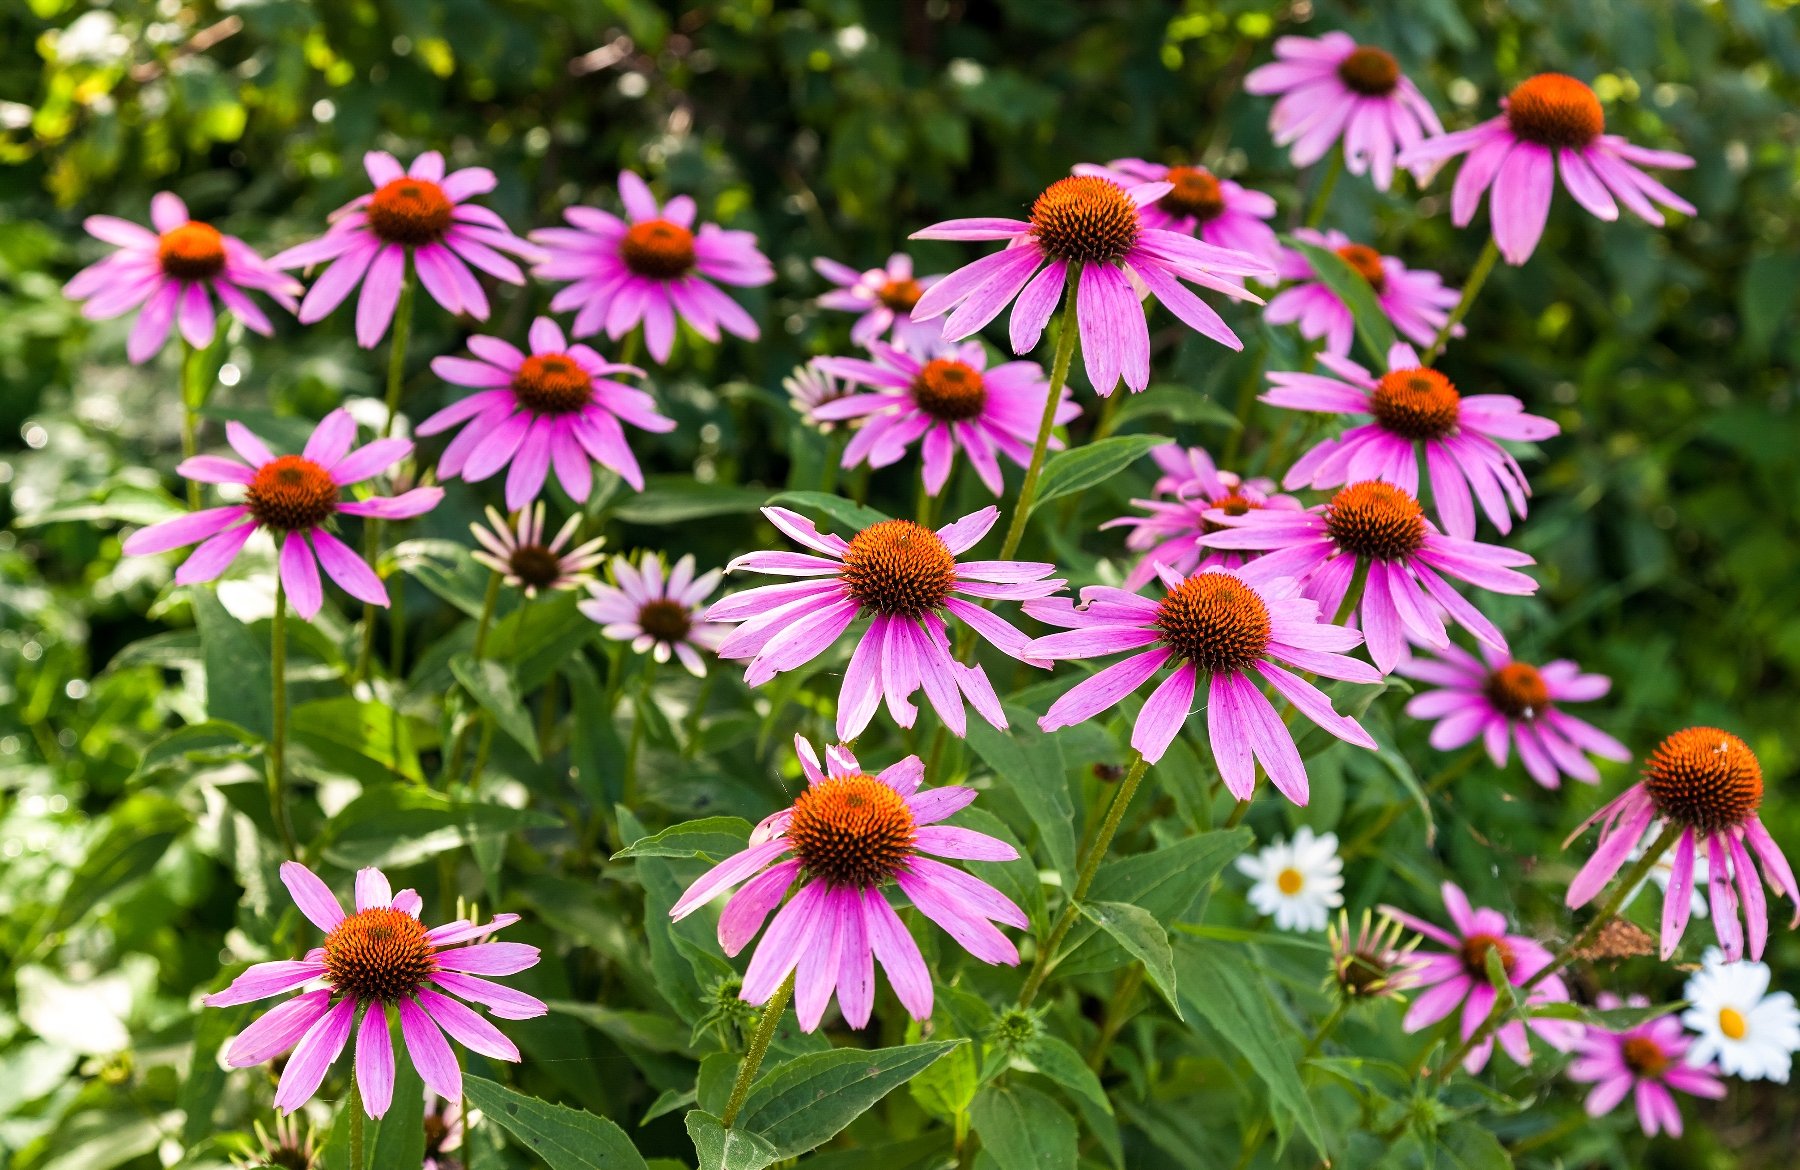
3, 0, 1798, 1166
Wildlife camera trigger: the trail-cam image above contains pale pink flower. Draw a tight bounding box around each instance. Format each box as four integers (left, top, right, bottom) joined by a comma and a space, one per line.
580, 552, 728, 677
1101, 446, 1302, 590
1568, 994, 1725, 1137
812, 251, 946, 352
1265, 230, 1461, 358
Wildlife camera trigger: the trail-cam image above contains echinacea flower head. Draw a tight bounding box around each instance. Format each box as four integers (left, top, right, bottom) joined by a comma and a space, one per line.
1399, 642, 1629, 788
1201, 480, 1538, 674
1568, 994, 1725, 1137
1026, 566, 1379, 801
812, 339, 1079, 496
909, 175, 1276, 395
784, 360, 856, 431
813, 252, 945, 352
202, 862, 547, 1118
1682, 947, 1800, 1083
1380, 881, 1579, 1074
272, 152, 539, 347
418, 316, 669, 504
706, 506, 1062, 740
1101, 446, 1301, 590
1566, 727, 1799, 963
121, 409, 442, 619
1243, 33, 1444, 190
469, 503, 605, 598
1234, 826, 1344, 931
1397, 73, 1696, 266
580, 552, 727, 677
1327, 909, 1424, 1003
65, 192, 302, 363
669, 736, 1026, 1031
1073, 159, 1280, 262
1267, 342, 1558, 538
1264, 230, 1461, 358
532, 171, 774, 364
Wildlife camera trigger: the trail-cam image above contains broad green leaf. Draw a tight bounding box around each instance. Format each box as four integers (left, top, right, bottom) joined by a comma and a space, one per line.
1438, 1121, 1513, 1170
908, 1034, 978, 1120
392, 538, 495, 618
1287, 237, 1398, 364
130, 720, 258, 782
1057, 828, 1251, 978
1175, 937, 1326, 1154
625, 807, 711, 1024
1023, 1033, 1112, 1117
193, 586, 272, 738
968, 1082, 1077, 1170
451, 654, 541, 762
683, 1110, 781, 1170
763, 490, 890, 533
321, 786, 560, 869
965, 712, 1075, 887
49, 792, 189, 934
1113, 384, 1242, 430
180, 1002, 250, 1145
551, 1001, 702, 1057
290, 696, 422, 784
610, 477, 772, 524
1029, 434, 1169, 514
736, 1040, 965, 1157
613, 816, 752, 861
1076, 900, 1181, 1018
464, 1075, 649, 1170
366, 1053, 425, 1170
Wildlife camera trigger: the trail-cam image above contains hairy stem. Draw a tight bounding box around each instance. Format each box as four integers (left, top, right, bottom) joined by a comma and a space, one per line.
179, 338, 207, 510
354, 265, 416, 684
721, 972, 794, 1127
268, 581, 297, 857
1303, 149, 1344, 231
1424, 236, 1499, 365
995, 268, 1082, 562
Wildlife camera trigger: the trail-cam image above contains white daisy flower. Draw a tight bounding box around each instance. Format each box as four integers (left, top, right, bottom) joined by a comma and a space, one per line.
580, 552, 728, 677
1682, 947, 1800, 1083
1235, 826, 1344, 932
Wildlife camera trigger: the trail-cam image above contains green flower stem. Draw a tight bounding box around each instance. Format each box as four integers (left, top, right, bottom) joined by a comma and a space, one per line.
996, 267, 1082, 563
623, 658, 655, 807
682, 668, 717, 758
1085, 964, 1147, 1070
348, 1067, 364, 1170
268, 581, 297, 857
1341, 744, 1484, 860
1303, 149, 1344, 230
1424, 236, 1499, 365
179, 338, 208, 511
442, 570, 503, 786
1432, 820, 1683, 1083
1218, 341, 1266, 468
1018, 749, 1150, 1007
819, 428, 847, 494
915, 472, 938, 528
721, 972, 794, 1127
1231, 1000, 1347, 1170
354, 265, 417, 685
1333, 558, 1371, 626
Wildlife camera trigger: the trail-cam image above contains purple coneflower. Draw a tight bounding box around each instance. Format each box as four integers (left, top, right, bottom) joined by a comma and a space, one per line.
272, 151, 538, 347
670, 736, 1026, 1030
418, 316, 669, 504
1243, 34, 1444, 191
1073, 159, 1280, 263
1566, 727, 1797, 962
909, 175, 1275, 395
121, 409, 441, 618
532, 171, 774, 363
1379, 881, 1579, 1074
1266, 341, 1558, 537
812, 252, 945, 352
1101, 446, 1301, 590
580, 552, 728, 677
65, 192, 301, 362
1397, 73, 1695, 265
1265, 229, 1461, 358
1568, 994, 1725, 1137
705, 506, 1062, 740
1200, 480, 1538, 674
811, 339, 1079, 496
1025, 566, 1379, 802
470, 503, 606, 598
203, 862, 546, 1117
784, 360, 855, 431
1398, 643, 1629, 789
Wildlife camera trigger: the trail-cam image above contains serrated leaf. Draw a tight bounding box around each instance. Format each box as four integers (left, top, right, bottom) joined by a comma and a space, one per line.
1023, 1034, 1111, 1117
1057, 828, 1252, 978
764, 490, 890, 533
1287, 238, 1398, 364
683, 1110, 781, 1170
969, 1082, 1077, 1170
736, 1040, 965, 1158
1029, 435, 1169, 514
965, 711, 1075, 887
613, 816, 752, 861
450, 654, 541, 763
464, 1075, 649, 1170
1076, 901, 1182, 1018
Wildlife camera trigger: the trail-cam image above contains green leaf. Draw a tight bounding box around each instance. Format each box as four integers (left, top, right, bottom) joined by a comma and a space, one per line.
1029, 434, 1169, 514
908, 1035, 978, 1120
764, 490, 890, 533
366, 1052, 425, 1170
968, 1082, 1077, 1170
1076, 900, 1182, 1018
1022, 1033, 1112, 1117
683, 1110, 781, 1170
321, 787, 560, 869
610, 478, 772, 524
736, 1040, 965, 1158
1057, 828, 1251, 978
290, 696, 422, 784
193, 587, 272, 738
613, 816, 753, 861
180, 1002, 250, 1145
451, 654, 542, 762
965, 711, 1075, 887
392, 538, 495, 618
1438, 1121, 1513, 1170
1113, 384, 1243, 430
130, 720, 258, 782
464, 1075, 649, 1170
49, 792, 189, 934
1174, 937, 1326, 1154
1287, 237, 1398, 364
